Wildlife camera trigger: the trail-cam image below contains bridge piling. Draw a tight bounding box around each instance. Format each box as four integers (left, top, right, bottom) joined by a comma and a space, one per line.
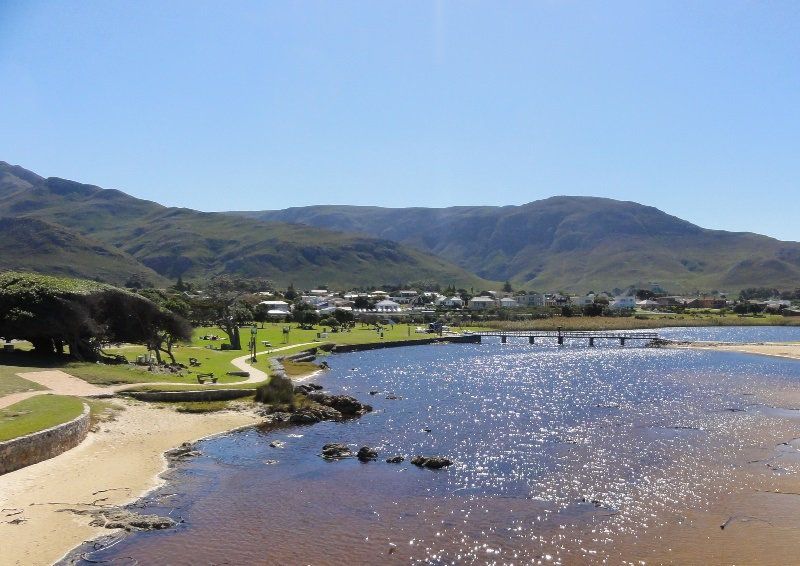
589, 337, 595, 347
501, 336, 507, 344
528, 336, 535, 344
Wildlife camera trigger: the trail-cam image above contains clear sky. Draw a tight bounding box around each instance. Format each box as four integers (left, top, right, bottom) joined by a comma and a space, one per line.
1, 1, 798, 240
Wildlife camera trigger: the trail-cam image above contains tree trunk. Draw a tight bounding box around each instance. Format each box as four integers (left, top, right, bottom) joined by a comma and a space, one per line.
161, 337, 177, 364
69, 338, 100, 361
220, 323, 241, 350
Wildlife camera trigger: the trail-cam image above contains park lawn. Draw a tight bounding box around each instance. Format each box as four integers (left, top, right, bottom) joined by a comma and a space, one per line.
193, 322, 486, 351
0, 365, 46, 396
0, 394, 84, 441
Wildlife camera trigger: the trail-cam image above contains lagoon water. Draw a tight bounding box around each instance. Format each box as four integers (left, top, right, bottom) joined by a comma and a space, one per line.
74, 327, 800, 564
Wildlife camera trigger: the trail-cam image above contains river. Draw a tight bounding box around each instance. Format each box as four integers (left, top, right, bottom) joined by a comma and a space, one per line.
68, 327, 800, 565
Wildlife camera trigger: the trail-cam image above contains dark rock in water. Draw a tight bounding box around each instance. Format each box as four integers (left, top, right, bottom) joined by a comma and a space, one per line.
165, 442, 201, 462
289, 404, 343, 424
308, 383, 324, 390
321, 443, 352, 459
385, 455, 405, 464
264, 459, 279, 465
411, 455, 452, 469
357, 446, 378, 461
307, 392, 373, 416
369, 390, 380, 395
385, 394, 401, 400
269, 440, 285, 448
79, 509, 176, 531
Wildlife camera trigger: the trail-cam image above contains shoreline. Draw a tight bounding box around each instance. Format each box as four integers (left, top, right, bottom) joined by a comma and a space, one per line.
0, 399, 261, 566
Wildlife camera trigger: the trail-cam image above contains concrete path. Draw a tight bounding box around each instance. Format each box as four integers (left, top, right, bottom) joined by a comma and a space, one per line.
228, 342, 318, 384
0, 390, 43, 410
14, 370, 110, 396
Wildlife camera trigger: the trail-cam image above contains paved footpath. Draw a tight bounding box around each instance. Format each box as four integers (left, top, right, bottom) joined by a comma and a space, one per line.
0, 342, 320, 409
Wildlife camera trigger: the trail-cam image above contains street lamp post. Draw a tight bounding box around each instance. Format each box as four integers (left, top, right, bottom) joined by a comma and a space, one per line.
250, 325, 258, 362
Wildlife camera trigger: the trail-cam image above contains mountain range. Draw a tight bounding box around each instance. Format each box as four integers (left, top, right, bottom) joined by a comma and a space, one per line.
1, 160, 798, 293
0, 162, 487, 289
238, 200, 800, 292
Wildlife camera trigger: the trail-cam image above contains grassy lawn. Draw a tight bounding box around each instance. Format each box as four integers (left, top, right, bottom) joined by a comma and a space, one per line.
0, 365, 46, 396
1, 323, 484, 396
0, 394, 84, 442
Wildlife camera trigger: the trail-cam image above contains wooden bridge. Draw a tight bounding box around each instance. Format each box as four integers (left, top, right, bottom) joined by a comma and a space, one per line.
468, 330, 660, 346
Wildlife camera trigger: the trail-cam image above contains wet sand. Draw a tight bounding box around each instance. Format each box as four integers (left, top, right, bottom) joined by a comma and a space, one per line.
0, 400, 259, 566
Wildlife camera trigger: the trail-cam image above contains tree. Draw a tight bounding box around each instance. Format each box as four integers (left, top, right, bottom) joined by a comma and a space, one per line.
0, 272, 191, 362
502, 281, 513, 293
284, 283, 298, 301
292, 302, 319, 325
253, 302, 271, 328
353, 296, 374, 309
191, 276, 254, 350
333, 308, 355, 325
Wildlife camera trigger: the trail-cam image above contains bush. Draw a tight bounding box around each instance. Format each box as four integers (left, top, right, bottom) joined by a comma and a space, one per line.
255, 373, 295, 405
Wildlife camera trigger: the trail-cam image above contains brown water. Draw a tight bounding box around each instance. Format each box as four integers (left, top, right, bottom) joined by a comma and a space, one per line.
67, 327, 800, 565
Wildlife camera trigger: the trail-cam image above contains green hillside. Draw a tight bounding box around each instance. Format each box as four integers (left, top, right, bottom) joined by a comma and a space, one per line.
0, 162, 490, 289
237, 198, 800, 293
0, 217, 168, 287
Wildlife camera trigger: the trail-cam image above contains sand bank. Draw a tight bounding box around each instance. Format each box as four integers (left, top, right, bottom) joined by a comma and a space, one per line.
0, 400, 259, 566
676, 341, 800, 361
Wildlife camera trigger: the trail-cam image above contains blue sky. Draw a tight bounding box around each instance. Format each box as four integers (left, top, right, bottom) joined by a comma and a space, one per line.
1, 1, 798, 240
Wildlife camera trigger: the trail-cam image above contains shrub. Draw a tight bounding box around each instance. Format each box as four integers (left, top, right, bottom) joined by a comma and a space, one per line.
255, 373, 295, 405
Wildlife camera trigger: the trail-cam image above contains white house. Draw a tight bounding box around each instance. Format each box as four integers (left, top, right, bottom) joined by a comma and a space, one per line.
468, 296, 497, 310
375, 299, 401, 312
435, 295, 463, 308
258, 300, 290, 313
515, 293, 544, 307
610, 296, 636, 310
499, 297, 517, 308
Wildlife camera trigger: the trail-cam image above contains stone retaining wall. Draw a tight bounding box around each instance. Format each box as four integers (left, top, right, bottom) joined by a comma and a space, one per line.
122, 389, 254, 402
0, 403, 91, 475
331, 334, 480, 353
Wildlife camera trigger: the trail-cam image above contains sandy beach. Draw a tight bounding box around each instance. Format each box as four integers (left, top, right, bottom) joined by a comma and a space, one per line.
0, 400, 260, 566
677, 341, 800, 361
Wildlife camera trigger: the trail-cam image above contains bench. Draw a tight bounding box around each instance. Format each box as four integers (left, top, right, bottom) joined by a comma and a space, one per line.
188, 357, 202, 367
196, 372, 217, 384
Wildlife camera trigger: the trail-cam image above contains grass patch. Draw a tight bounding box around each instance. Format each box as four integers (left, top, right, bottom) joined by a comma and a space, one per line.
0, 395, 84, 441
0, 366, 46, 396
85, 398, 122, 428
172, 400, 235, 413
280, 360, 320, 378
122, 382, 260, 393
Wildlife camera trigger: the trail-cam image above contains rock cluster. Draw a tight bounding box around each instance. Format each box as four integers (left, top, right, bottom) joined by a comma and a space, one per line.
75, 509, 176, 532
306, 392, 373, 417
357, 446, 378, 461
321, 443, 352, 459
164, 442, 201, 463
410, 455, 453, 469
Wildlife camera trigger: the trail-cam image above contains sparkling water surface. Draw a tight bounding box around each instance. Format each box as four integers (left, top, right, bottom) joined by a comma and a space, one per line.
72, 327, 800, 564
